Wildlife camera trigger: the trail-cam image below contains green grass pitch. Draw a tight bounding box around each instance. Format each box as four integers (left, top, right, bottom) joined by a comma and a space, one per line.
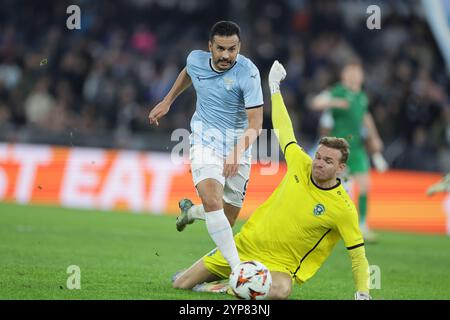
0, 202, 449, 300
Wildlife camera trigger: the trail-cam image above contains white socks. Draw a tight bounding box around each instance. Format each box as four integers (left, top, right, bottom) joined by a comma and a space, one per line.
185, 204, 240, 269
205, 209, 240, 270
188, 204, 206, 221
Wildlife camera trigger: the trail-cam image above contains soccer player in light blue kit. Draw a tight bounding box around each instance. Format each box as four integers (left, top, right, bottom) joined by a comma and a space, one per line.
149, 21, 263, 271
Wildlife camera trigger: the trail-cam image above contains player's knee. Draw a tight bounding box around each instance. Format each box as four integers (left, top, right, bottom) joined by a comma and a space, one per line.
359, 181, 370, 193
268, 282, 291, 300
357, 176, 370, 193
201, 195, 222, 211
359, 186, 369, 195
278, 285, 292, 300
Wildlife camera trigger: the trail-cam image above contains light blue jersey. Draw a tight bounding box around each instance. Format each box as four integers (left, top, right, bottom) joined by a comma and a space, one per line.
186, 50, 263, 160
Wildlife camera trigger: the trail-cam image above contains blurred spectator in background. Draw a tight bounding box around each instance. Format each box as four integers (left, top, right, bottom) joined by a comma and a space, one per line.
310, 60, 387, 243
0, 0, 448, 173
24, 76, 56, 128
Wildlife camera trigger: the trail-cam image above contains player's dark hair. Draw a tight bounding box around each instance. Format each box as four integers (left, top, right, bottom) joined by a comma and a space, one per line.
319, 137, 350, 164
209, 21, 241, 41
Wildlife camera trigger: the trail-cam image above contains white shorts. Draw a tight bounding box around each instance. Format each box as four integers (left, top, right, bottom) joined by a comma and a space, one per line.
189, 145, 251, 208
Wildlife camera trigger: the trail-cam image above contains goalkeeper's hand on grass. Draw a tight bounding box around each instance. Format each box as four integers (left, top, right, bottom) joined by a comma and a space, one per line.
268, 60, 287, 95
354, 291, 372, 300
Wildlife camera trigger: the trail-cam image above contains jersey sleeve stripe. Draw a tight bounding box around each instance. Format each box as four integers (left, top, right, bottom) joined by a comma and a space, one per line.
347, 243, 365, 250
245, 104, 263, 110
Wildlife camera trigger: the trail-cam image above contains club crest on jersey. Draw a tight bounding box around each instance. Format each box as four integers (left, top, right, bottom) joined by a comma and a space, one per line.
224, 77, 234, 90
313, 204, 326, 216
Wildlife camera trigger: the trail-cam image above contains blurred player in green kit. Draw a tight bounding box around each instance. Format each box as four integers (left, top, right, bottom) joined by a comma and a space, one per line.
311, 60, 388, 243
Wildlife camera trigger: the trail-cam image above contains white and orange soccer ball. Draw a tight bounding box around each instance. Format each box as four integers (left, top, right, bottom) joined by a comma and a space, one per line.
229, 261, 272, 300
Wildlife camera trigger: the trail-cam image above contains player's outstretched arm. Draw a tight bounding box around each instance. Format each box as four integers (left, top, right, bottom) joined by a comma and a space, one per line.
269, 61, 298, 154
148, 67, 192, 126
364, 112, 388, 172
310, 91, 349, 111
348, 246, 372, 300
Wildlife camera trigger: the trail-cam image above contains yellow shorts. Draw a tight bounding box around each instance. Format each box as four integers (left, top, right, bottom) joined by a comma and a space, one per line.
202, 246, 301, 285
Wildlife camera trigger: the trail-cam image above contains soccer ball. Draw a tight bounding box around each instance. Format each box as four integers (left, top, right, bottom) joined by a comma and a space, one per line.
229, 261, 272, 300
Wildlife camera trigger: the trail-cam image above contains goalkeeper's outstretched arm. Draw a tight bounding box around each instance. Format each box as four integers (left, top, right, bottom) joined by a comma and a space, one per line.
269, 61, 297, 154
349, 246, 371, 300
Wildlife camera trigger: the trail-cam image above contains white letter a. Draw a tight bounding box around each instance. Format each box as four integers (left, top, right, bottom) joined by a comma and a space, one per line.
66, 5, 81, 30
66, 265, 81, 289
366, 5, 381, 30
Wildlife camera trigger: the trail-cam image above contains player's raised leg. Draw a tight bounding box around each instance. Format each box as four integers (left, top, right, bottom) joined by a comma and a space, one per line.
172, 257, 220, 289
176, 161, 250, 231
176, 198, 197, 232
176, 199, 241, 231
196, 178, 241, 270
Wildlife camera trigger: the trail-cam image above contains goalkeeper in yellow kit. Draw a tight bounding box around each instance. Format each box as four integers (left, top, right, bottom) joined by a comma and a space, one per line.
172, 61, 371, 300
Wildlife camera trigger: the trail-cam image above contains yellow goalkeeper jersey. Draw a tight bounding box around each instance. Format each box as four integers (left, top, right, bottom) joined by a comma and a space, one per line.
233, 93, 365, 284
203, 92, 369, 293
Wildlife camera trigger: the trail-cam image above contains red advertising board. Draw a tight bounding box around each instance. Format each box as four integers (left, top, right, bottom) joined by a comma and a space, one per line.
0, 143, 448, 235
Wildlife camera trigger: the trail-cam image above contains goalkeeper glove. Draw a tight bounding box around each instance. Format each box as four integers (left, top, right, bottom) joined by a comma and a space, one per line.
268, 60, 286, 95
354, 292, 372, 300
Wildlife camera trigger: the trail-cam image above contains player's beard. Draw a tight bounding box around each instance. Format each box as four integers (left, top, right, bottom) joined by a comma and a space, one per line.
215, 58, 233, 71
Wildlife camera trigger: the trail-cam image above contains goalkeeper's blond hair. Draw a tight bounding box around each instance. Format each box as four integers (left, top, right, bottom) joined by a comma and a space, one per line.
319, 137, 350, 164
